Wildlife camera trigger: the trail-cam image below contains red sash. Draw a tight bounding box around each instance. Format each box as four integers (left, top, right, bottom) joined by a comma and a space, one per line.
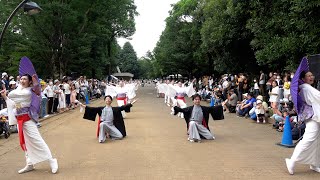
177, 96, 186, 103
117, 97, 127, 105
202, 118, 208, 128
17, 114, 31, 151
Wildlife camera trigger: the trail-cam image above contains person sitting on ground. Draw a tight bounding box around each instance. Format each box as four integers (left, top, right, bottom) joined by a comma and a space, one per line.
237, 92, 256, 117
222, 89, 238, 113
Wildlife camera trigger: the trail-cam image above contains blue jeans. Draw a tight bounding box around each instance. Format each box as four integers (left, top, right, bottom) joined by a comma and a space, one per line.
41, 97, 48, 118
272, 114, 284, 123
238, 107, 251, 116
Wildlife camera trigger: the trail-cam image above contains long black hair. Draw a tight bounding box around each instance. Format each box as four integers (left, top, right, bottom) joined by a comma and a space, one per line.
299, 71, 308, 80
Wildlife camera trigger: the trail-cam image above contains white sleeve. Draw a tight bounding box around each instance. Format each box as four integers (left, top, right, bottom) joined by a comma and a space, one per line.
302, 84, 320, 123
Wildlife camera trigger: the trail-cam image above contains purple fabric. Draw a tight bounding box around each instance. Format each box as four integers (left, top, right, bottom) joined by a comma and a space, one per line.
176, 93, 185, 97
290, 57, 309, 114
298, 101, 314, 122
19, 57, 40, 121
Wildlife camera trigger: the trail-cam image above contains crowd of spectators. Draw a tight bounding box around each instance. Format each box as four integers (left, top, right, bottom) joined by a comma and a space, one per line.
0, 72, 107, 138
189, 71, 311, 140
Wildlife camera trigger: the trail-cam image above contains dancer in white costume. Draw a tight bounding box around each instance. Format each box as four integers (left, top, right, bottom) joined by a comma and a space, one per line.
105, 81, 137, 118
169, 80, 195, 118
285, 71, 320, 175
1, 58, 58, 174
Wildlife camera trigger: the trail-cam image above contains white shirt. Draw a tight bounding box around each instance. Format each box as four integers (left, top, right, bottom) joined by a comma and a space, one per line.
64, 83, 71, 94
44, 85, 54, 97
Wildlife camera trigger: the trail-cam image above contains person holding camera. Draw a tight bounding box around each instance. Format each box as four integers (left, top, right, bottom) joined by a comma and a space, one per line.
222, 89, 238, 113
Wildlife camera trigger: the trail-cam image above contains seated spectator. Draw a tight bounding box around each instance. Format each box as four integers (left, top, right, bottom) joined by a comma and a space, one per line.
236, 93, 248, 115
222, 89, 238, 113
255, 100, 266, 123
210, 90, 222, 107
237, 92, 256, 117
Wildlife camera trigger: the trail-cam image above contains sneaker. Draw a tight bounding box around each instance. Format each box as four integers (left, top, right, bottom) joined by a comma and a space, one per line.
263, 120, 266, 124
18, 165, 34, 174
256, 120, 260, 123
310, 165, 320, 173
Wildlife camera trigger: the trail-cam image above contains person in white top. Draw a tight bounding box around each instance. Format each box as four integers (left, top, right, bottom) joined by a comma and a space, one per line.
74, 79, 80, 100
115, 81, 128, 118
285, 71, 320, 175
269, 80, 280, 112
253, 78, 260, 98
58, 85, 66, 112
170, 80, 195, 118
1, 74, 58, 174
63, 80, 71, 108
44, 80, 54, 114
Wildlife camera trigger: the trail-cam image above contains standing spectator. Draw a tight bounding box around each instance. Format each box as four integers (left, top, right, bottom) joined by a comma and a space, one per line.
253, 78, 260, 98
58, 84, 66, 112
259, 70, 266, 96
283, 75, 291, 100
269, 80, 280, 112
44, 80, 54, 114
79, 76, 88, 102
1, 72, 9, 90
15, 75, 20, 86
266, 72, 275, 103
74, 78, 80, 100
237, 74, 244, 102
52, 79, 60, 113
9, 80, 17, 92
70, 84, 78, 109
100, 80, 107, 97
63, 80, 71, 108
40, 81, 48, 118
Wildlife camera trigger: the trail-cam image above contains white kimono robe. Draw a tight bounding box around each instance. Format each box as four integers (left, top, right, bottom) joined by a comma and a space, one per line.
6, 85, 53, 165
290, 83, 320, 166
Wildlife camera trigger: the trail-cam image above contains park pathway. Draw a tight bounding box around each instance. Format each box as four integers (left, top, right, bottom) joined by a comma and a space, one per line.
0, 85, 318, 179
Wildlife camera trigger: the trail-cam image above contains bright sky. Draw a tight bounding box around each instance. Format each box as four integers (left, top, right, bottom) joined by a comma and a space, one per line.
117, 0, 179, 58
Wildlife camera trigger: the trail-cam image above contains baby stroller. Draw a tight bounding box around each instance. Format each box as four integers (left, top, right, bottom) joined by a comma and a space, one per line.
0, 109, 10, 139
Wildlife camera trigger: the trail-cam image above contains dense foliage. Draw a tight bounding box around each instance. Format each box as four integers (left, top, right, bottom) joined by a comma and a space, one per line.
0, 0, 137, 79
2, 0, 320, 79
153, 0, 320, 78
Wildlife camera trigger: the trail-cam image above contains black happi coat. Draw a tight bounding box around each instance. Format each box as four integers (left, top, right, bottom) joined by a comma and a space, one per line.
83, 104, 133, 137
174, 105, 224, 132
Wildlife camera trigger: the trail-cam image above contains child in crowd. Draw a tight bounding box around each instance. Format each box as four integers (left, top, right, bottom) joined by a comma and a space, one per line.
58, 84, 66, 112
255, 100, 266, 123
0, 108, 10, 138
70, 84, 78, 109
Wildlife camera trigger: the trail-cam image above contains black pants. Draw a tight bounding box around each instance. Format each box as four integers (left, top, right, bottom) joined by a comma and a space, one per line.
48, 97, 54, 114
53, 98, 59, 113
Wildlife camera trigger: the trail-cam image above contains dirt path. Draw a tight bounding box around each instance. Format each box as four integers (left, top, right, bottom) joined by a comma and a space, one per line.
0, 85, 318, 179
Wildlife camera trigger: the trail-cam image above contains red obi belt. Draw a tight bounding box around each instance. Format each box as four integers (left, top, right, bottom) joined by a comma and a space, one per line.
117, 97, 127, 105
176, 96, 186, 103
17, 114, 31, 151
